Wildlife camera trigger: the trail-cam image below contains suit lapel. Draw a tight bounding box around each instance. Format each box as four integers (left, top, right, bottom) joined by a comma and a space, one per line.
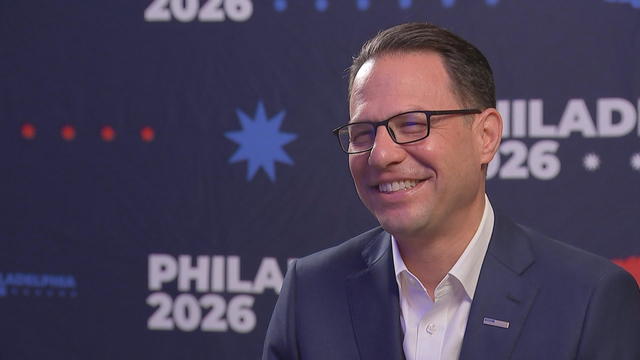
346, 231, 405, 360
459, 214, 539, 360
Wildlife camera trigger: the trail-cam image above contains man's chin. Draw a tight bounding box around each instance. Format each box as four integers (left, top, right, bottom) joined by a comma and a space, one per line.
377, 217, 419, 239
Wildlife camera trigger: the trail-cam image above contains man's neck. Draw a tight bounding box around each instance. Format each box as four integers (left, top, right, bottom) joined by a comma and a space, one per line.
395, 195, 486, 298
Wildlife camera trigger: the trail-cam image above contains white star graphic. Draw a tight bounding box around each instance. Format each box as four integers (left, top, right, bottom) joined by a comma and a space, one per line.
583, 152, 600, 172
630, 153, 640, 172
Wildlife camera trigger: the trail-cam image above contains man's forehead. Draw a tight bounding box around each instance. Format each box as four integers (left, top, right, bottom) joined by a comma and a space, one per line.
351, 52, 451, 97
349, 51, 456, 120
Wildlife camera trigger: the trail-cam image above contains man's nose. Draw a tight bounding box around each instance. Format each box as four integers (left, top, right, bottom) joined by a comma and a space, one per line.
368, 126, 406, 168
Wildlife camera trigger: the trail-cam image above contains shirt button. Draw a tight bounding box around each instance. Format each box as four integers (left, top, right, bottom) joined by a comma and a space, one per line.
426, 323, 437, 335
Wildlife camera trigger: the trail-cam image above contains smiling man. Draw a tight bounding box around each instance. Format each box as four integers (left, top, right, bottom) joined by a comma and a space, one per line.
262, 23, 640, 360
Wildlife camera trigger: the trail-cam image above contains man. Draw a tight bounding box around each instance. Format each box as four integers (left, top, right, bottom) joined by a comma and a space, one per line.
262, 23, 640, 360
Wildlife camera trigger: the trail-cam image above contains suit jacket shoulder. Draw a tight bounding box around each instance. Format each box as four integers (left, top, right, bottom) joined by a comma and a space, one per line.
294, 226, 386, 280
510, 219, 626, 285
460, 213, 640, 360
262, 226, 405, 360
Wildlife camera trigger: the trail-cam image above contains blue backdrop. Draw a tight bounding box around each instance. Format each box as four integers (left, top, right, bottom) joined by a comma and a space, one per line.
1, 0, 639, 359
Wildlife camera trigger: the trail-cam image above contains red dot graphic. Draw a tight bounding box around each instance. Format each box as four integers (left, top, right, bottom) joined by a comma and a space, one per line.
21, 123, 36, 140
100, 125, 116, 142
140, 126, 155, 142
61, 125, 76, 141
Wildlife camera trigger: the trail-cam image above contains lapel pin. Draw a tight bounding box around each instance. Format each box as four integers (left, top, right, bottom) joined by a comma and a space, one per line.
483, 317, 510, 329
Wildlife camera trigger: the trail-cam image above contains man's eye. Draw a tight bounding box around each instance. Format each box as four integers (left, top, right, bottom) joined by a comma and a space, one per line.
350, 129, 372, 143
397, 121, 426, 132
400, 121, 420, 127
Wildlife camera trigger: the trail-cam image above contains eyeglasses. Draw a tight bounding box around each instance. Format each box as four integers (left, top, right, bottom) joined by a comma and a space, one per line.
332, 109, 481, 154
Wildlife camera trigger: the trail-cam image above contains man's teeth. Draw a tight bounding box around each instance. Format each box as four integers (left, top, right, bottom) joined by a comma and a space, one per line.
378, 180, 419, 193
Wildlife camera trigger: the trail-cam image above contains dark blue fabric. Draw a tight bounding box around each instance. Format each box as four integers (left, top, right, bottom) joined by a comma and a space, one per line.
263, 214, 640, 359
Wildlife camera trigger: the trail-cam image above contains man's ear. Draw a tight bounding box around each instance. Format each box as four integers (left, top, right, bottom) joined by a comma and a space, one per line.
476, 108, 503, 166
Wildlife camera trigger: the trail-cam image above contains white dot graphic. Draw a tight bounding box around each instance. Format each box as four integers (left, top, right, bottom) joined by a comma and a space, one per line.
583, 152, 600, 172
630, 153, 640, 172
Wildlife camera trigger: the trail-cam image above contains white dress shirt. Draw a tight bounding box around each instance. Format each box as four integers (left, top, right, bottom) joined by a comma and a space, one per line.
391, 196, 494, 360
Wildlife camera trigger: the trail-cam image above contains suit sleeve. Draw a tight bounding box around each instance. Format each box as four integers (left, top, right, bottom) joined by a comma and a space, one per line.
576, 266, 640, 359
262, 259, 301, 360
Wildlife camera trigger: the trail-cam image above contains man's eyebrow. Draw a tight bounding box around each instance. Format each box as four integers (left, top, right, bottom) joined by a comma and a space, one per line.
350, 106, 427, 123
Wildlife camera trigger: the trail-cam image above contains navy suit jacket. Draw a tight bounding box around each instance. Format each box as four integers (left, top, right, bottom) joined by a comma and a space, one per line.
262, 214, 640, 359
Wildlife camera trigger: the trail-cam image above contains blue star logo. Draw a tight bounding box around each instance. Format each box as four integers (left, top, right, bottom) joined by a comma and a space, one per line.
225, 101, 297, 182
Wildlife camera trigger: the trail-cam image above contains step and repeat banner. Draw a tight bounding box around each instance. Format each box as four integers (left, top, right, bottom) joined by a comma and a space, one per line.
1, 0, 639, 359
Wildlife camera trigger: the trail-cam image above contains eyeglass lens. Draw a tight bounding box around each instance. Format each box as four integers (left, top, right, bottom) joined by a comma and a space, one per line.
339, 112, 429, 153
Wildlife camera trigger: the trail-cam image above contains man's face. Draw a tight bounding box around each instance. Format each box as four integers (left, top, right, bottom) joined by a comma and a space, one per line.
348, 51, 488, 239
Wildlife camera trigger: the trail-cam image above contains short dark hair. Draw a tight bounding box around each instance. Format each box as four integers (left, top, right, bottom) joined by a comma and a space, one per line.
348, 23, 496, 109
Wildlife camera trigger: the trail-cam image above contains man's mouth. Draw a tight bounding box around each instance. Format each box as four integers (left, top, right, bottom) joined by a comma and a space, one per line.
377, 180, 422, 193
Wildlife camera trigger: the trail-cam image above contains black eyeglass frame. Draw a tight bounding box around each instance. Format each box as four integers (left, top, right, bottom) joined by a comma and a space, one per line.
332, 109, 482, 154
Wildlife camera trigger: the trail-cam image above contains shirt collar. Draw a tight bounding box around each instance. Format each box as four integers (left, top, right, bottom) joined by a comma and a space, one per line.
391, 195, 494, 300
391, 235, 409, 280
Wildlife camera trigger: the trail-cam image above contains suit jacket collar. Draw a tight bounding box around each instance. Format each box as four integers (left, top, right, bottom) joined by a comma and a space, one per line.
459, 213, 539, 359
346, 229, 406, 360
344, 214, 538, 360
